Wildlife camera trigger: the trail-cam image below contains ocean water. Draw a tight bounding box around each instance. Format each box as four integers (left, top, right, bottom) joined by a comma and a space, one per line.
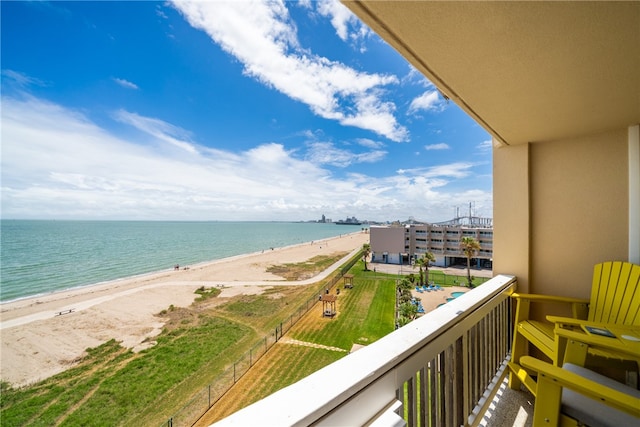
0, 220, 365, 303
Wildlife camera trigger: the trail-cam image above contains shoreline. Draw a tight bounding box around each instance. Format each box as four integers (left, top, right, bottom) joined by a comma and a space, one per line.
0, 231, 369, 387
0, 232, 361, 318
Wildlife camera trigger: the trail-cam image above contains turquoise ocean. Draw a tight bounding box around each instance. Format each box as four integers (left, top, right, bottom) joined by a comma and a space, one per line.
0, 220, 365, 303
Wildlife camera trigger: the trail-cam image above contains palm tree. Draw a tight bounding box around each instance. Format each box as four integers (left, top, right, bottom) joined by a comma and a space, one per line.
414, 256, 426, 286
460, 237, 480, 287
423, 251, 435, 284
397, 277, 414, 303
362, 243, 371, 271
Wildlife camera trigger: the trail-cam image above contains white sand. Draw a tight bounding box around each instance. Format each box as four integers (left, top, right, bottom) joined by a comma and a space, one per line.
0, 232, 369, 387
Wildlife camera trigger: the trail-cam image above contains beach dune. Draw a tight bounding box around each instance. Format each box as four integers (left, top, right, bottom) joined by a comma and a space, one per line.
0, 232, 369, 387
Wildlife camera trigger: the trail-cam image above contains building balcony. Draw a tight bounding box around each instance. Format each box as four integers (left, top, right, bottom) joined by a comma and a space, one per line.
212, 275, 520, 427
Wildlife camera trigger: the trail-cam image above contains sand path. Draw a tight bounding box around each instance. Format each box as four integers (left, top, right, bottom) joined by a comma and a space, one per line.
0, 232, 369, 387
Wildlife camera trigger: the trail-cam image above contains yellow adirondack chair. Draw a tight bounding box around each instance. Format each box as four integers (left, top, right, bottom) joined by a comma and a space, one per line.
521, 356, 640, 427
508, 261, 640, 393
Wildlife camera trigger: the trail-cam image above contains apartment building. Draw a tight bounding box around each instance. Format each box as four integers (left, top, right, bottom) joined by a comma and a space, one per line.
370, 220, 493, 268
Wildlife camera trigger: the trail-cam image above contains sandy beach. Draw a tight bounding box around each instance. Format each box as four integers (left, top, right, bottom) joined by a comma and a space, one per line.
0, 231, 369, 387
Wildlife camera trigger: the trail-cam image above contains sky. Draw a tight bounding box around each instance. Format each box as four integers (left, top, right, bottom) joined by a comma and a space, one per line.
1, 0, 492, 223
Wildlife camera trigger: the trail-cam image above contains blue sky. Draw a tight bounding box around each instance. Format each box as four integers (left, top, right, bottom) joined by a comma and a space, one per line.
1, 0, 492, 222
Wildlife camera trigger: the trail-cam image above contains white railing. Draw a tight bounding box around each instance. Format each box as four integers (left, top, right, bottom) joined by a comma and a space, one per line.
211, 275, 517, 427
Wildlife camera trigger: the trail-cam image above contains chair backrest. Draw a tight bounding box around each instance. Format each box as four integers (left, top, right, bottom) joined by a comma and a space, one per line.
588, 261, 640, 325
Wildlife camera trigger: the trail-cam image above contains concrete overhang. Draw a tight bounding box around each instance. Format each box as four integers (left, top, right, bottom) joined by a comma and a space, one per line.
343, 1, 640, 146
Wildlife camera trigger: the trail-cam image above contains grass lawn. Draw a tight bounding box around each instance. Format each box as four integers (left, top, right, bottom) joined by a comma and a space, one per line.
291, 265, 396, 349
199, 345, 345, 423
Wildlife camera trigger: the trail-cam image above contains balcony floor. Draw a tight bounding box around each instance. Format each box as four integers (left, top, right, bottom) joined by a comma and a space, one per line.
479, 377, 533, 427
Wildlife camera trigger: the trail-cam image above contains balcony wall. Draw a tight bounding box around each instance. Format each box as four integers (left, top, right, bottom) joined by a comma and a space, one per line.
494, 130, 633, 300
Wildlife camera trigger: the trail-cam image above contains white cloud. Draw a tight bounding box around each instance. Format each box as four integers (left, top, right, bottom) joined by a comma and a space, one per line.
408, 90, 446, 114
112, 77, 139, 90
305, 141, 386, 167
396, 163, 474, 181
1, 95, 490, 222
112, 110, 197, 154
170, 0, 408, 142
1, 69, 46, 88
315, 0, 370, 47
477, 139, 493, 152
356, 138, 385, 149
317, 0, 351, 41
402, 65, 435, 88
425, 143, 450, 151
424, 162, 474, 179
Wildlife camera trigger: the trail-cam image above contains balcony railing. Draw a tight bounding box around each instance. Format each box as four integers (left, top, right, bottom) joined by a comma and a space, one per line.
212, 275, 517, 426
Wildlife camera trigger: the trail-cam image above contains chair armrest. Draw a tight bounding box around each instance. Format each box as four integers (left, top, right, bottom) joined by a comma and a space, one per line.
546, 316, 630, 329
554, 327, 640, 359
520, 356, 640, 417
546, 316, 588, 327
512, 293, 589, 305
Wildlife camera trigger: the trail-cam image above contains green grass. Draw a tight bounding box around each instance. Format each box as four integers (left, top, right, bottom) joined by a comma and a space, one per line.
0, 317, 252, 427
219, 285, 322, 332
194, 286, 222, 301
292, 263, 396, 350
231, 346, 345, 410
427, 270, 489, 287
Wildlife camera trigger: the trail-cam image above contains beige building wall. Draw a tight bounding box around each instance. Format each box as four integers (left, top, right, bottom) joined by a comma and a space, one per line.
493, 143, 530, 292
494, 129, 630, 298
370, 226, 405, 263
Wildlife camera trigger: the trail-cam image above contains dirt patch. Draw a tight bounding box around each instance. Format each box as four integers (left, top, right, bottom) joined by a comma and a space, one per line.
267, 293, 285, 299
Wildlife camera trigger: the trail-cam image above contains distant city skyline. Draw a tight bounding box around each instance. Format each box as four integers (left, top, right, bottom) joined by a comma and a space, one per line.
1, 1, 492, 222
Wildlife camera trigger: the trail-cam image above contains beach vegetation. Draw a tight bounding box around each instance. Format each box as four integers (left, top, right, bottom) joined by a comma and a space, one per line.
194, 285, 222, 301
217, 285, 320, 331
266, 252, 348, 280
0, 317, 253, 427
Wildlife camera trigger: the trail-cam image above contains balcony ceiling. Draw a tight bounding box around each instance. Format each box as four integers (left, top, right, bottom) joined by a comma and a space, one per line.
343, 1, 640, 146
